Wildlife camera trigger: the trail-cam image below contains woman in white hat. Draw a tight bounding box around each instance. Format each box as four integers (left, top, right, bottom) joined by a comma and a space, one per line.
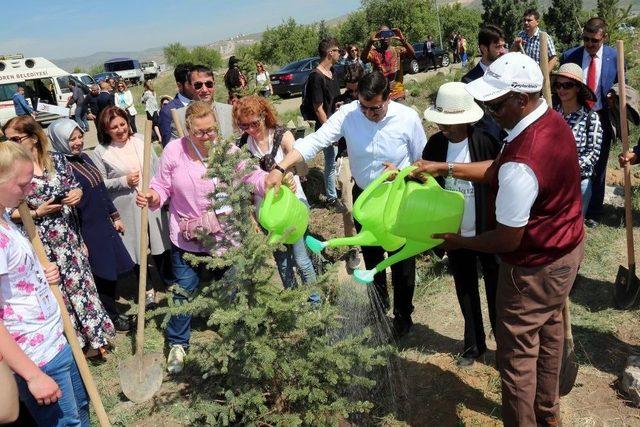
552, 63, 603, 216
422, 81, 502, 367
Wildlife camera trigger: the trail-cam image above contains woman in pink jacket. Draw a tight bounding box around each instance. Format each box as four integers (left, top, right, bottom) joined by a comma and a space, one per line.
136, 101, 268, 374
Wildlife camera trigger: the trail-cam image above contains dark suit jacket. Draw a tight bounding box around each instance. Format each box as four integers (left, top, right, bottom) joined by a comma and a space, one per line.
96, 91, 114, 120
159, 95, 185, 146
561, 45, 617, 111
461, 63, 484, 84
460, 63, 503, 140
422, 126, 502, 235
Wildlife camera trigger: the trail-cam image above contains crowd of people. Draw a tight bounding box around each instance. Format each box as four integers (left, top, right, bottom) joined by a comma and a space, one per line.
0, 8, 632, 426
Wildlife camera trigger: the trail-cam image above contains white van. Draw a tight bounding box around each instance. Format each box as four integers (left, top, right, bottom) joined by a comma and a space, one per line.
104, 58, 144, 85
0, 54, 79, 126
71, 72, 97, 88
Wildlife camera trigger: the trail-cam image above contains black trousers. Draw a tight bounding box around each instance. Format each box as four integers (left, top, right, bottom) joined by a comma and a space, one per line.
352, 184, 415, 319
447, 248, 499, 357
586, 110, 613, 221
94, 276, 119, 320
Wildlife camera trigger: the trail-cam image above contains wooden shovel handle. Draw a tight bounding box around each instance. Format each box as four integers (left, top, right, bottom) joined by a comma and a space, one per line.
539, 32, 552, 105
563, 299, 573, 340
135, 120, 154, 356
17, 203, 112, 427
170, 108, 185, 138
617, 41, 634, 267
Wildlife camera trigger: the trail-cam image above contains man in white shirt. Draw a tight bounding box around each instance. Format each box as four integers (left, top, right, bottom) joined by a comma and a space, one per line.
412, 53, 584, 426
265, 71, 427, 337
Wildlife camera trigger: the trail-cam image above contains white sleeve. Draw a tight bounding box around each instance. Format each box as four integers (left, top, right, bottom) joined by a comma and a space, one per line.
408, 113, 428, 162
495, 162, 539, 227
293, 108, 346, 162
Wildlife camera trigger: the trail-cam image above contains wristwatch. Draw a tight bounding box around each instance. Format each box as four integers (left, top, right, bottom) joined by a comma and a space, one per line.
273, 164, 286, 174
447, 162, 454, 177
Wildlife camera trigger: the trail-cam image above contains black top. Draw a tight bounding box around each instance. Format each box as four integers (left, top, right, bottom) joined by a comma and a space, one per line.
308, 69, 340, 130
333, 90, 358, 159
422, 125, 502, 234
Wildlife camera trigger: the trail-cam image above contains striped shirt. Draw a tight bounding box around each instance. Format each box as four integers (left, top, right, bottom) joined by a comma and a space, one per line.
517, 28, 556, 64
557, 106, 603, 178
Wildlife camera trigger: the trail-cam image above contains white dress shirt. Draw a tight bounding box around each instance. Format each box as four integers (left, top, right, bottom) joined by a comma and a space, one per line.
582, 44, 604, 110
294, 101, 427, 189
495, 100, 548, 227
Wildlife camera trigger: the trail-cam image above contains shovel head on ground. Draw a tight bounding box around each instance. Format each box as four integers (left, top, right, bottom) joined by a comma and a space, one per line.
118, 352, 164, 403
614, 264, 640, 310
559, 337, 578, 396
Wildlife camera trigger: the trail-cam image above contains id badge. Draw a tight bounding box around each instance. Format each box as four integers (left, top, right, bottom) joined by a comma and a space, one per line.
35, 283, 57, 318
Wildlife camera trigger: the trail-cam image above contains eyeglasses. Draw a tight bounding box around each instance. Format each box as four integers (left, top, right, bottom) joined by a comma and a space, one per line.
7, 135, 32, 143
237, 119, 262, 131
192, 128, 217, 138
358, 101, 386, 113
582, 35, 603, 44
192, 81, 215, 90
483, 93, 516, 114
553, 81, 577, 90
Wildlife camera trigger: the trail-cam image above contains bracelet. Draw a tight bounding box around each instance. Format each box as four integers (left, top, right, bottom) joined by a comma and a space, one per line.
447, 162, 454, 177
273, 164, 286, 174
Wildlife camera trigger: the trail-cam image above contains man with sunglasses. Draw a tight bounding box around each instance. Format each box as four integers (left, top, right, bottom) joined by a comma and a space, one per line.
171, 65, 235, 143
561, 17, 618, 228
265, 71, 427, 337
411, 52, 584, 426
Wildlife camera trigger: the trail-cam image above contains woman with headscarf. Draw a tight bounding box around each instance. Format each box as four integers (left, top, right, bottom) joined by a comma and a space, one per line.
2, 115, 115, 359
47, 118, 135, 332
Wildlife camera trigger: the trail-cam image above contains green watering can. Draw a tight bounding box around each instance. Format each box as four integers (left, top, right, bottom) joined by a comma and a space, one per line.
353, 166, 465, 284
305, 169, 406, 254
259, 186, 309, 244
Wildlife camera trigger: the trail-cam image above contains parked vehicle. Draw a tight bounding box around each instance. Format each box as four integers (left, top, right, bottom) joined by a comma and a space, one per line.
71, 72, 97, 87
0, 54, 85, 126
104, 57, 144, 85
93, 71, 120, 83
141, 61, 160, 80
402, 42, 451, 74
270, 57, 345, 98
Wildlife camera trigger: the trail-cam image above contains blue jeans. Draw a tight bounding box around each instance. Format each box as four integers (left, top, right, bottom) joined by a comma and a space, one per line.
74, 109, 88, 132
167, 244, 226, 348
323, 145, 337, 200
580, 178, 592, 217
274, 237, 317, 289
16, 345, 89, 427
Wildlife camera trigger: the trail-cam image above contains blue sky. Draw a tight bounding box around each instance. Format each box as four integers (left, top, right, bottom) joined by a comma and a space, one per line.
0, 0, 361, 59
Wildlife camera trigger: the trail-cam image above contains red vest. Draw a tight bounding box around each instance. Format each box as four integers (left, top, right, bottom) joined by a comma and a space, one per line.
493, 107, 584, 267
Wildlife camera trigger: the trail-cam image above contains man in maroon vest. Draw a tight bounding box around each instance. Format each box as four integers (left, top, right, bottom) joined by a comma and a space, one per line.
412, 52, 584, 426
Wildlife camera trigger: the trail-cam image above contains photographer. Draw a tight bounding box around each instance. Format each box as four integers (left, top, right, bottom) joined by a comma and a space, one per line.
362, 25, 414, 102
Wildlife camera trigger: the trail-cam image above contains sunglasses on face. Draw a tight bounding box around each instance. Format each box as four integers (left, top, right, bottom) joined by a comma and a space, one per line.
237, 119, 262, 131
553, 81, 577, 90
358, 101, 386, 113
7, 135, 32, 143
192, 128, 217, 138
483, 93, 516, 114
192, 80, 214, 90
582, 35, 603, 44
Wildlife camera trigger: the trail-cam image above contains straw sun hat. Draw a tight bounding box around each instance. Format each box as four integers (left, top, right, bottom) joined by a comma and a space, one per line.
551, 63, 596, 102
423, 82, 484, 125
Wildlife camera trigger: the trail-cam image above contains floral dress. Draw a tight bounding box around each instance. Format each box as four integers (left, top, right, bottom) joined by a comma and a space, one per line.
21, 152, 115, 349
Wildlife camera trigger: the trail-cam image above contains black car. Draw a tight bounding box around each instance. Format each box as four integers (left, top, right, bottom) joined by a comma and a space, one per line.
270, 57, 345, 98
402, 42, 451, 74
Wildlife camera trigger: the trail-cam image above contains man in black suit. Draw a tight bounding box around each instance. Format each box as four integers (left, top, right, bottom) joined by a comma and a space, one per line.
158, 63, 194, 146
461, 24, 506, 139
95, 81, 114, 122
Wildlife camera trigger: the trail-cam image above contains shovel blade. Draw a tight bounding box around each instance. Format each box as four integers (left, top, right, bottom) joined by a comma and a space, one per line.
118, 352, 164, 403
559, 338, 578, 396
614, 265, 640, 310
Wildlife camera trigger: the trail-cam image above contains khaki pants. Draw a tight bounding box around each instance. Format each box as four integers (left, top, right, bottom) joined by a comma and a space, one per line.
336, 156, 356, 237
496, 241, 584, 427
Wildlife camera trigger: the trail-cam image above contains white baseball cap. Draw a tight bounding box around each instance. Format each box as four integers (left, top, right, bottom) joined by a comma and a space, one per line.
465, 52, 543, 102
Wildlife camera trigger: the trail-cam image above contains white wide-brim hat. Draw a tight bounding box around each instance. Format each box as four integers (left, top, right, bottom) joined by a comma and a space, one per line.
424, 81, 484, 125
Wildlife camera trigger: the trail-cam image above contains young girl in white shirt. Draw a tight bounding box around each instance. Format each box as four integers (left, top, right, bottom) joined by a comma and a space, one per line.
0, 142, 90, 426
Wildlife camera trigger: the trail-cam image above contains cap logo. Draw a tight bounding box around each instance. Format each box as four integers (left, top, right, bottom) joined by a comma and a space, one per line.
511, 81, 540, 89
486, 69, 502, 79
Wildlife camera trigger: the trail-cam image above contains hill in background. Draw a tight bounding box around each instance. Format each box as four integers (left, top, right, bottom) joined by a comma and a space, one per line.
54, 0, 639, 73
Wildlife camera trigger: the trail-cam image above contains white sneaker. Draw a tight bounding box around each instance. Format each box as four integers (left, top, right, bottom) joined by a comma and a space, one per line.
167, 344, 186, 374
